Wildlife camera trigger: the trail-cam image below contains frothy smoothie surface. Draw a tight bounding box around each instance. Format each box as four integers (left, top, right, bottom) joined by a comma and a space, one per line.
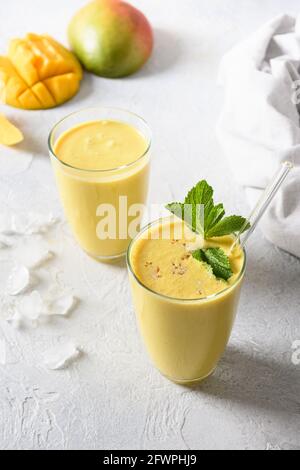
130, 221, 245, 300
54, 120, 148, 170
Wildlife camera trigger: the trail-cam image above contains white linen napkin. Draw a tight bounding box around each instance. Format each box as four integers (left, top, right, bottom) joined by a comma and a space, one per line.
217, 14, 300, 258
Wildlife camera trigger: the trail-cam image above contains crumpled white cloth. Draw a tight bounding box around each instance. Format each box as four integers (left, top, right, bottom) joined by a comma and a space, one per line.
217, 14, 300, 258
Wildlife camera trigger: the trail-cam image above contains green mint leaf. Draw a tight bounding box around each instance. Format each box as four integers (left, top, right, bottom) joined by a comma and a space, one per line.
166, 180, 213, 235
165, 203, 203, 235
165, 179, 251, 240
165, 202, 200, 234
185, 180, 213, 235
193, 248, 233, 281
184, 180, 214, 207
192, 249, 205, 262
206, 216, 250, 238
205, 203, 225, 233
165, 203, 185, 220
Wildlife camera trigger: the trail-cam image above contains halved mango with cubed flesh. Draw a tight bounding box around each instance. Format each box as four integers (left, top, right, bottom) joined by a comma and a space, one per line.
0, 113, 24, 146
0, 34, 83, 109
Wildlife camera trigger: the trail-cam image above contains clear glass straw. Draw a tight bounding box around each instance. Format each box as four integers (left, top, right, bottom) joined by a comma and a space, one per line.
231, 161, 293, 252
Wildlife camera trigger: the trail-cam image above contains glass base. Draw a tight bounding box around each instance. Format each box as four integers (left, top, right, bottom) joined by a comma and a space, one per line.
161, 367, 216, 386
84, 249, 126, 264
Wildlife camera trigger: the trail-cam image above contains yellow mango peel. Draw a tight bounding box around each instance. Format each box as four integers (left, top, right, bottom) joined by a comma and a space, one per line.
0, 34, 83, 110
0, 113, 24, 146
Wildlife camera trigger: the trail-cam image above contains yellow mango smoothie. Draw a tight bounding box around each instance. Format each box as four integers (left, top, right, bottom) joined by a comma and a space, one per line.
127, 218, 246, 384
49, 108, 151, 260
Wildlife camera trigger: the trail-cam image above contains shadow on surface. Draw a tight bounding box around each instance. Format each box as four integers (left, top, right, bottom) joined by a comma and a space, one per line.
86, 250, 127, 270
14, 132, 46, 157
194, 346, 300, 415
71, 72, 95, 104
245, 246, 300, 296
136, 28, 183, 78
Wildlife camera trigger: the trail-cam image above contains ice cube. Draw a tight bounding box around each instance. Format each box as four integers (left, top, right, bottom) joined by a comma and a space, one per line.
27, 213, 58, 234
0, 234, 13, 249
31, 249, 53, 268
11, 213, 30, 234
0, 339, 6, 365
17, 291, 47, 320
22, 246, 53, 269
43, 342, 81, 370
11, 212, 58, 235
48, 294, 76, 316
0, 212, 58, 236
6, 312, 22, 329
7, 265, 30, 296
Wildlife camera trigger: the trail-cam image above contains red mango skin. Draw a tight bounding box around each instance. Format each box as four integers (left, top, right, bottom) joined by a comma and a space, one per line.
68, 0, 154, 78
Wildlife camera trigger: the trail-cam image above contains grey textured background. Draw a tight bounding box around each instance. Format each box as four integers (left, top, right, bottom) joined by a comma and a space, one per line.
0, 0, 299, 450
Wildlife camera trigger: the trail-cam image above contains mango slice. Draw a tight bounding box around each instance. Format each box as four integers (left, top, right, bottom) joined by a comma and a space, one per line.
0, 113, 24, 146
0, 34, 83, 110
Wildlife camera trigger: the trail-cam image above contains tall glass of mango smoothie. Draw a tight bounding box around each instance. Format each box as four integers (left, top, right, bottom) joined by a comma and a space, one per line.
49, 107, 151, 261
126, 178, 252, 384
127, 217, 246, 384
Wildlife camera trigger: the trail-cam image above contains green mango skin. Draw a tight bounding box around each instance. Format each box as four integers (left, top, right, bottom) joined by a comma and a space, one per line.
68, 0, 153, 78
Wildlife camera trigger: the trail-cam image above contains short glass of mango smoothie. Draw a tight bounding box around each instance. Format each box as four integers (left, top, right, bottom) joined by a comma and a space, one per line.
127, 217, 246, 385
48, 107, 151, 261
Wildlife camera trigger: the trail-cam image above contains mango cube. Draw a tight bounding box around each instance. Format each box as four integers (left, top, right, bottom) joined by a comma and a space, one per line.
0, 34, 83, 110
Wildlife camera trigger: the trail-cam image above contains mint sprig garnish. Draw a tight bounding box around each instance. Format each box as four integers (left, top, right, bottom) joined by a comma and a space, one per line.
192, 248, 233, 281
166, 180, 250, 281
166, 180, 250, 238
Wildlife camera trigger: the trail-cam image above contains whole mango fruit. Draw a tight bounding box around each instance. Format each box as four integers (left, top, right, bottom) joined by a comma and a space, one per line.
68, 0, 153, 78
0, 34, 83, 110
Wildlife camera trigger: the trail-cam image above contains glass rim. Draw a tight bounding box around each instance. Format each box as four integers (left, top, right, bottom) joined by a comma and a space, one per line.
48, 106, 152, 173
127, 217, 247, 303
